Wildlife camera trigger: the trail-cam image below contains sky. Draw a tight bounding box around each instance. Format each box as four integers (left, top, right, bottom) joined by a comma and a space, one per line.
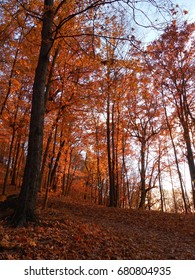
173, 0, 195, 22
138, 0, 195, 44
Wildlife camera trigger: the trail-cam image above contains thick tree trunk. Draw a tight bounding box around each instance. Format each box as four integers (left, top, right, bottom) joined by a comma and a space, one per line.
11, 0, 54, 226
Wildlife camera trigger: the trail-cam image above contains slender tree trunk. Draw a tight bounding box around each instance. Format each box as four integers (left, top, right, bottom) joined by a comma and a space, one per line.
181, 88, 195, 209
107, 86, 114, 207
11, 136, 21, 186
39, 132, 52, 192
158, 151, 164, 212
42, 124, 57, 209
122, 132, 131, 208
139, 139, 146, 209
94, 124, 102, 205
62, 150, 68, 196
15, 142, 25, 187
10, 137, 18, 175
2, 128, 16, 195
162, 92, 189, 213
0, 16, 27, 116
0, 47, 19, 117
11, 0, 54, 226
50, 139, 65, 189
2, 94, 21, 194
183, 124, 195, 210
64, 148, 73, 196
115, 102, 121, 207
168, 155, 178, 213
111, 102, 117, 206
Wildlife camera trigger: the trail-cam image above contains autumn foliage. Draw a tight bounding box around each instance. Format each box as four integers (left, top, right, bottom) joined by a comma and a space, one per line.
0, 1, 194, 226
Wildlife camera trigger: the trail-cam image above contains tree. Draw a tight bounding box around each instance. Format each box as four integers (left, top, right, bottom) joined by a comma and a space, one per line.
11, 0, 54, 226
3, 0, 175, 225
124, 58, 163, 209
149, 21, 195, 209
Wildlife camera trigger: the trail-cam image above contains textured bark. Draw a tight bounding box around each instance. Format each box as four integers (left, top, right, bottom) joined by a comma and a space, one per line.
11, 0, 54, 226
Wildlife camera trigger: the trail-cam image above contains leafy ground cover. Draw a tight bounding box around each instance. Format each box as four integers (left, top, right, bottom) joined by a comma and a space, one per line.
0, 194, 195, 260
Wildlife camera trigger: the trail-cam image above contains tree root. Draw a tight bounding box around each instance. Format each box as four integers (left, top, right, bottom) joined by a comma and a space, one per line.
9, 210, 40, 228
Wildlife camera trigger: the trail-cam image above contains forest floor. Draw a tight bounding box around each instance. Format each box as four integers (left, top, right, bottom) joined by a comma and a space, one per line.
0, 191, 195, 260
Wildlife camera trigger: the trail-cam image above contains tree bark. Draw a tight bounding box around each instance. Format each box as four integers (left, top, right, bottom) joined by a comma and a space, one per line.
158, 149, 164, 212
183, 124, 195, 210
11, 0, 54, 226
107, 88, 115, 207
2, 127, 16, 195
139, 139, 146, 209
11, 136, 21, 186
2, 97, 20, 194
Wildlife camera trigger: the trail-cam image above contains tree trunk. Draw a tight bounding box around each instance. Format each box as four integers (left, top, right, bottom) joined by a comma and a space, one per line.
64, 148, 73, 196
11, 136, 21, 186
49, 139, 65, 189
2, 96, 20, 194
11, 0, 54, 226
42, 124, 57, 209
107, 90, 115, 207
2, 127, 16, 195
15, 142, 25, 187
94, 123, 102, 205
39, 132, 52, 192
139, 139, 146, 209
181, 87, 195, 209
183, 124, 195, 210
162, 92, 189, 213
0, 45, 19, 116
158, 151, 164, 212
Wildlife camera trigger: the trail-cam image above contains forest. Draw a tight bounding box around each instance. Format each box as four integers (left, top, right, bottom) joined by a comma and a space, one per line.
0, 0, 195, 259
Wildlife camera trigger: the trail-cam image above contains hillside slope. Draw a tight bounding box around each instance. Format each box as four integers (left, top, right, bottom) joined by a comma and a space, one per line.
0, 196, 195, 260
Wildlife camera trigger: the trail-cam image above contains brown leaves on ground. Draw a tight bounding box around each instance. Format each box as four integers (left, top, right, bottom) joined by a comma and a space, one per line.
0, 195, 195, 260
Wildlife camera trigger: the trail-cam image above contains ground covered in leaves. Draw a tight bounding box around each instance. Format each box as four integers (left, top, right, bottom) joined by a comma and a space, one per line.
0, 195, 195, 260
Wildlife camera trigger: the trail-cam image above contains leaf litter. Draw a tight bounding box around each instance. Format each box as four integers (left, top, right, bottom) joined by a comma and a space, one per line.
0, 195, 195, 260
